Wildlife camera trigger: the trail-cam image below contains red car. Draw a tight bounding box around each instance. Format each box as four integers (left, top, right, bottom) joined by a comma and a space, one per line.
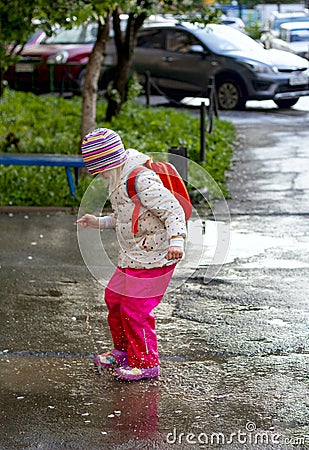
4, 23, 101, 94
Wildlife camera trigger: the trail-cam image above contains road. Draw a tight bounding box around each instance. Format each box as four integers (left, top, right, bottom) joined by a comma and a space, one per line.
0, 97, 308, 449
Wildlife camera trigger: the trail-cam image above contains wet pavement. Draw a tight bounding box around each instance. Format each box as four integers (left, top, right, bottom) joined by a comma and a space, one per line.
1, 101, 309, 449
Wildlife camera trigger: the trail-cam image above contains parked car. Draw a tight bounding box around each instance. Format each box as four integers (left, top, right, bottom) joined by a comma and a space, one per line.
4, 21, 309, 110
133, 22, 309, 109
269, 22, 309, 59
260, 11, 309, 49
4, 22, 99, 94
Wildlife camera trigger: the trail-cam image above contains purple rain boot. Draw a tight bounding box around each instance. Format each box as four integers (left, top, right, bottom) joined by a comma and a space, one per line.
115, 365, 159, 381
93, 349, 128, 371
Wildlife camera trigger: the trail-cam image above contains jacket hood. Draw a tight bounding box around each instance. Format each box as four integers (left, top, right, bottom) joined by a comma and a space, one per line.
121, 148, 150, 178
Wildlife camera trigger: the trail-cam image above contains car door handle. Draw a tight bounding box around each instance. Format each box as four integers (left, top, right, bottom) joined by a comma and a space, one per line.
162, 56, 174, 63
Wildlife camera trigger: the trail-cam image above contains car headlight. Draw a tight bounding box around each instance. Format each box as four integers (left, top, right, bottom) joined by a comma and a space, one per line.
241, 60, 276, 74
47, 51, 69, 64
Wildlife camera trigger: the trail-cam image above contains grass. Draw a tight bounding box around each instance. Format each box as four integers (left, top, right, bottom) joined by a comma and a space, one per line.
0, 89, 235, 206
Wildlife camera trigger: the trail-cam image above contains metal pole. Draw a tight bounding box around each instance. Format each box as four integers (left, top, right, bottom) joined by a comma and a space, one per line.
168, 146, 188, 182
200, 101, 206, 163
145, 71, 151, 107
49, 64, 54, 93
209, 75, 219, 118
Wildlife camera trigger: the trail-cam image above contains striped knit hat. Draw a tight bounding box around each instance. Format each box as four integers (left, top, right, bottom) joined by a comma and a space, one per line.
81, 128, 127, 175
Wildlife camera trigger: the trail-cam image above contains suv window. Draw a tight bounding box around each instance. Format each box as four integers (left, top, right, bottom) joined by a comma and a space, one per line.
165, 30, 201, 53
136, 29, 164, 49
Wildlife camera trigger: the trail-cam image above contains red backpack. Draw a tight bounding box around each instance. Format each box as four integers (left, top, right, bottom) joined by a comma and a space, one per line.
126, 159, 192, 235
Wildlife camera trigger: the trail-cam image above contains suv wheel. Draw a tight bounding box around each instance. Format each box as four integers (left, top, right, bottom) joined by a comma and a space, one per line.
274, 98, 299, 109
217, 78, 246, 110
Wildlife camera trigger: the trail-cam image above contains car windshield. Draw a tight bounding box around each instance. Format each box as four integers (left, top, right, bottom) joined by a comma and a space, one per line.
44, 23, 98, 44
194, 24, 262, 53
290, 29, 309, 42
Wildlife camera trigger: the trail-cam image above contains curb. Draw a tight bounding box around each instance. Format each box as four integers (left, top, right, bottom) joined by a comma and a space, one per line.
0, 206, 77, 215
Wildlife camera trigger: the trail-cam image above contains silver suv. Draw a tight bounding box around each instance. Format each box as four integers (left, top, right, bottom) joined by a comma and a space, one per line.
132, 22, 309, 109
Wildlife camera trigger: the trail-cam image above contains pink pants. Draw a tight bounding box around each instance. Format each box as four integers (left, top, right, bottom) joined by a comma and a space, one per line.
105, 264, 176, 368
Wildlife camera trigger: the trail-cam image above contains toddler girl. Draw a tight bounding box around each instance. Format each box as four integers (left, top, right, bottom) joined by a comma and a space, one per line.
77, 128, 186, 381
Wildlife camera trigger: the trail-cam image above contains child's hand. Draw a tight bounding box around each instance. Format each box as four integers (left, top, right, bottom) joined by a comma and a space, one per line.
166, 246, 183, 261
76, 214, 99, 229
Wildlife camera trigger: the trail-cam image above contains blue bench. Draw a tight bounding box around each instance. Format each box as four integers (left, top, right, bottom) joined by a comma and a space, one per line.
0, 153, 85, 197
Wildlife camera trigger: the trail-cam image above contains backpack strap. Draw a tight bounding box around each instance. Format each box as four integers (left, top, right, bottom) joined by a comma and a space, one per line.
146, 159, 174, 190
126, 166, 149, 235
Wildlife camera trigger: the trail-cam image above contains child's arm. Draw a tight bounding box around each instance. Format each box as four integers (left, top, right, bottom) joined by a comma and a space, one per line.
76, 214, 115, 229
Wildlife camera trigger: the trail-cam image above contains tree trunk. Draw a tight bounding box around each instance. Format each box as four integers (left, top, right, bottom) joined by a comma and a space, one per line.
105, 8, 146, 122
105, 54, 131, 121
81, 14, 110, 143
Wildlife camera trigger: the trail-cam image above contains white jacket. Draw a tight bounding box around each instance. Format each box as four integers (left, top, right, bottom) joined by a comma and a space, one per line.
110, 149, 187, 269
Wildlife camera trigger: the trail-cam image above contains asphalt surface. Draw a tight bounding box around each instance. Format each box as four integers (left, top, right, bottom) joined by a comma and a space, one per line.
0, 99, 308, 449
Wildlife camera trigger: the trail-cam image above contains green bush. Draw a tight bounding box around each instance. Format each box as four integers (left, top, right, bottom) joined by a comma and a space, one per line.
0, 90, 235, 206
246, 21, 262, 41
